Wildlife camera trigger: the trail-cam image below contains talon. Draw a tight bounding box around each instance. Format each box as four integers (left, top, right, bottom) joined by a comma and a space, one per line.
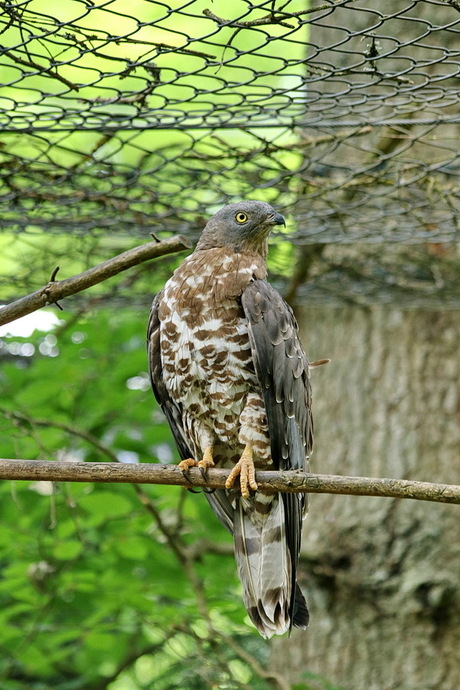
226, 443, 258, 498
197, 446, 214, 474
179, 457, 198, 476
178, 447, 214, 482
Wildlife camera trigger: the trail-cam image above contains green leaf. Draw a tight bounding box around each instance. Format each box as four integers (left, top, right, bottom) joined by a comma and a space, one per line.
78, 491, 133, 525
52, 540, 84, 560
114, 535, 150, 560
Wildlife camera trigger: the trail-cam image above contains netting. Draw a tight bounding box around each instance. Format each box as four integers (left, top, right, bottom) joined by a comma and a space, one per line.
1, 0, 460, 302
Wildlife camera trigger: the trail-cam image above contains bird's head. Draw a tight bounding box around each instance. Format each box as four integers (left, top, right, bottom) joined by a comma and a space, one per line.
195, 201, 286, 258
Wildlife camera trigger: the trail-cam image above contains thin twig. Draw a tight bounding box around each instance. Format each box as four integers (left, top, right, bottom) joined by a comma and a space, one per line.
203, 3, 338, 29
203, 7, 293, 29
217, 631, 291, 690
0, 235, 192, 327
0, 46, 80, 91
80, 82, 158, 107
0, 459, 458, 504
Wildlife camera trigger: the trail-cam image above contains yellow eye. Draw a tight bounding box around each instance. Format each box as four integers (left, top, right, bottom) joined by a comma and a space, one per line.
235, 212, 248, 223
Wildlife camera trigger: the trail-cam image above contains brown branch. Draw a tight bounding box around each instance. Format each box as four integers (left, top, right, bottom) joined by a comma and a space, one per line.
203, 7, 293, 29
0, 460, 458, 504
0, 235, 192, 327
203, 3, 337, 29
1, 408, 234, 557
0, 46, 80, 91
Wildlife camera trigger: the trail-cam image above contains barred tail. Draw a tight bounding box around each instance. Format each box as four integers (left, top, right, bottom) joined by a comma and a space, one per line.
233, 494, 308, 638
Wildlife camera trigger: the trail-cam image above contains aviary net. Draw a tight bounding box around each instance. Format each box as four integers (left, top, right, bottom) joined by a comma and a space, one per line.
1, 0, 460, 301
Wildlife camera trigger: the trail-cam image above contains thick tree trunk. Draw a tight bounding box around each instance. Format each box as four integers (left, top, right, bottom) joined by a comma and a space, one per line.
271, 305, 460, 689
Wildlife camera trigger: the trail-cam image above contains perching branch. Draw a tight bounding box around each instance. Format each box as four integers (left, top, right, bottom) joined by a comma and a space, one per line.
203, 3, 337, 29
0, 459, 458, 504
0, 235, 192, 327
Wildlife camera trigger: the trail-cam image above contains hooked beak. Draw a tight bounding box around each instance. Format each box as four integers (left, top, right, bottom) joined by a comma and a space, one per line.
268, 212, 286, 227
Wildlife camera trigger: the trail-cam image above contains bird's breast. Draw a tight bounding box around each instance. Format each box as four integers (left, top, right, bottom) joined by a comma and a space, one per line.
158, 248, 262, 421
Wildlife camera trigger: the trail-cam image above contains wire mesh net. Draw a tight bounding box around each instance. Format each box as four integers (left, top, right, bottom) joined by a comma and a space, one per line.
1, 0, 460, 303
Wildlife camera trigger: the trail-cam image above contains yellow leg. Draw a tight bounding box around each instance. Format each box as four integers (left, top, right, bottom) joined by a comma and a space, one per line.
178, 446, 214, 473
225, 443, 258, 498
198, 446, 214, 472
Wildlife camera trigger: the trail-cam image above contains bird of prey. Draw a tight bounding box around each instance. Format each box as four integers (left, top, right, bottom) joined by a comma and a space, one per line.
148, 201, 313, 638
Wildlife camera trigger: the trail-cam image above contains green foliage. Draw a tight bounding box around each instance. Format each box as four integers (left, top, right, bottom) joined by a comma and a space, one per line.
0, 3, 311, 668
0, 307, 282, 689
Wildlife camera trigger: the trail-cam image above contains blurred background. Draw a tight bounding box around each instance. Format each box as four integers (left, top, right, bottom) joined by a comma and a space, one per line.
1, 1, 459, 688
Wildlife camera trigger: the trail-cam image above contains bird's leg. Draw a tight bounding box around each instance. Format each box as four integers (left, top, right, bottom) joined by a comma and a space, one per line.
197, 446, 215, 478
225, 443, 258, 499
179, 446, 214, 479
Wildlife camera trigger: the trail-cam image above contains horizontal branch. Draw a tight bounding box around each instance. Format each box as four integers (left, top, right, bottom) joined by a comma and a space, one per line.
0, 460, 458, 504
0, 235, 192, 327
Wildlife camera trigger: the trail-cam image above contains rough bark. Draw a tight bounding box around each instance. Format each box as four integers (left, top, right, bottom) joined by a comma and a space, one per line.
0, 458, 457, 503
271, 305, 460, 689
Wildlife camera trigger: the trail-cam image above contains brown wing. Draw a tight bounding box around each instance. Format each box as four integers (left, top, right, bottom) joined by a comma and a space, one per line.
241, 279, 313, 475
147, 292, 193, 461
241, 279, 312, 630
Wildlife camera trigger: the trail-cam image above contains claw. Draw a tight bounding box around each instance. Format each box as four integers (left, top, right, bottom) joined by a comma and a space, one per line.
178, 447, 214, 486
197, 446, 215, 474
179, 458, 197, 483
225, 443, 258, 498
179, 457, 198, 474
178, 448, 215, 494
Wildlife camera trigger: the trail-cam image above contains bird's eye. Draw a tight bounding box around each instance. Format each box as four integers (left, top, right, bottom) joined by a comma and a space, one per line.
235, 212, 248, 223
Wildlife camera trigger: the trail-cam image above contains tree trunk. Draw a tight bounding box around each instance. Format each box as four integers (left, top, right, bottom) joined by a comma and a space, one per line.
296, 1, 460, 244
271, 305, 460, 689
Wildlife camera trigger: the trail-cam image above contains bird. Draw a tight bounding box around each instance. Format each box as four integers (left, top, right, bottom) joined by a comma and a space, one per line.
147, 200, 313, 638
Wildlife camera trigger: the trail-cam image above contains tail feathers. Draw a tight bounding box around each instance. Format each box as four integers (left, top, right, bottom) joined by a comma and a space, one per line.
293, 583, 309, 630
233, 495, 307, 638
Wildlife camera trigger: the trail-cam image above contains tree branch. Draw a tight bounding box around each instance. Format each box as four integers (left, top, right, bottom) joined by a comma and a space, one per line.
0, 459, 458, 504
203, 3, 337, 29
1, 46, 80, 91
0, 235, 192, 327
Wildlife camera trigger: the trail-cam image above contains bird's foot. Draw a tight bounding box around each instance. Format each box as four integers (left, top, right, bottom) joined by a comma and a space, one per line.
178, 457, 197, 474
179, 446, 214, 480
225, 444, 258, 499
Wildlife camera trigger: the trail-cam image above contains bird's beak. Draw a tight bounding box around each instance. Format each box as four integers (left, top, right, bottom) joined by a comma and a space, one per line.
269, 212, 286, 227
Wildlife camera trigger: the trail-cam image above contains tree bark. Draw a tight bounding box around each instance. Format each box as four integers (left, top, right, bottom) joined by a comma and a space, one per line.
271, 305, 460, 689
0, 458, 457, 503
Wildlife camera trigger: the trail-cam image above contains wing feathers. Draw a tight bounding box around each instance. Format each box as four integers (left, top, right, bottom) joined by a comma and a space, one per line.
242, 280, 313, 472
147, 293, 193, 461
241, 279, 313, 632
